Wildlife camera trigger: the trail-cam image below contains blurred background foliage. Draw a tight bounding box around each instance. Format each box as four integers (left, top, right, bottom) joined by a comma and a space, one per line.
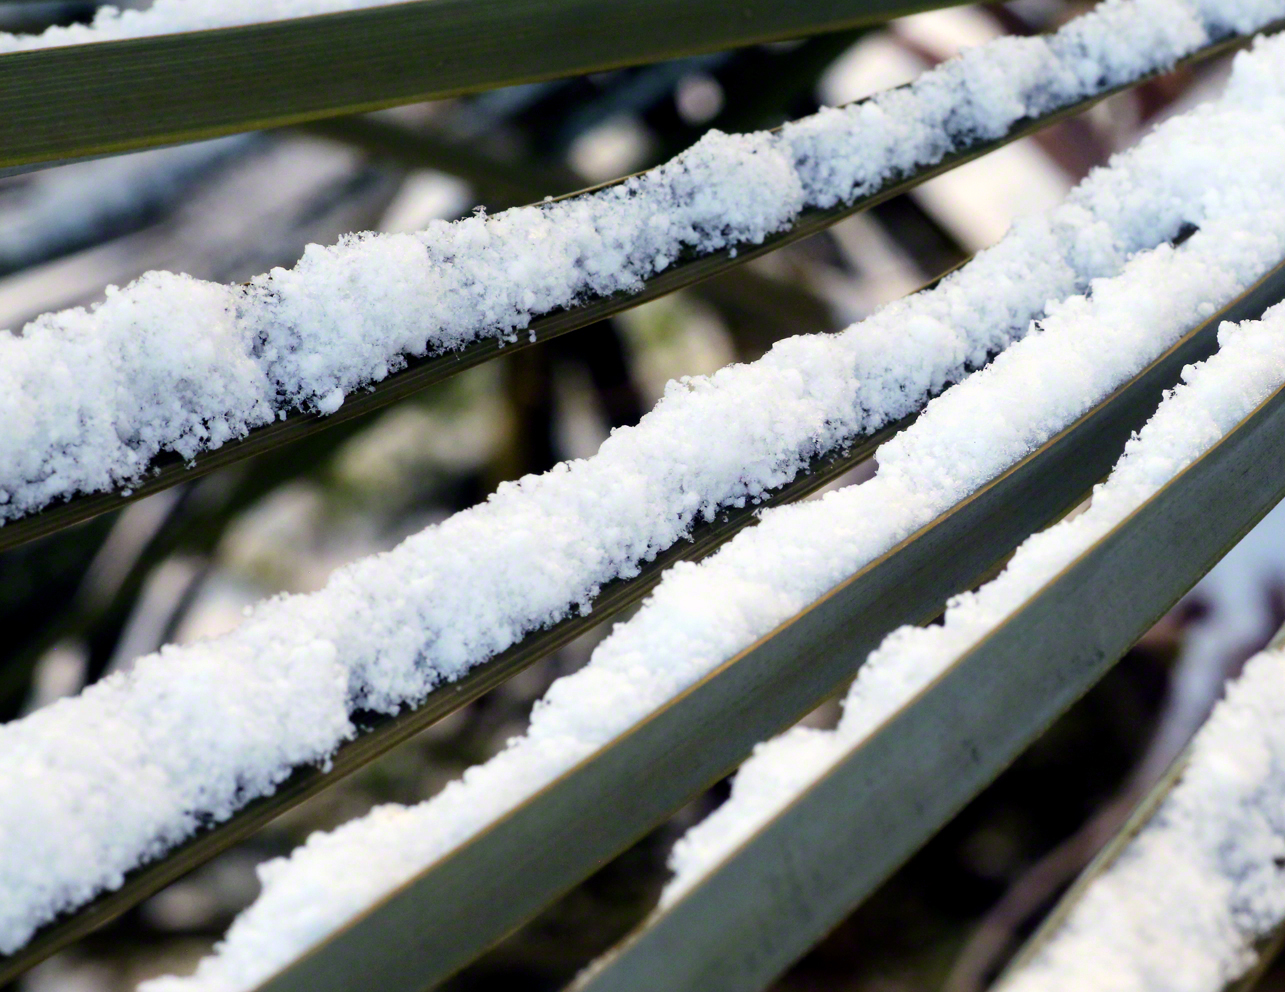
3, 1, 1285, 989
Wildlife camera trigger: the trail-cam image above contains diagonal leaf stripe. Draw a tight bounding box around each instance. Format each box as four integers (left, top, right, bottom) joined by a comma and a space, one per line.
994, 625, 1285, 992
240, 260, 1285, 992
573, 331, 1285, 992
0, 20, 1273, 554
0, 0, 965, 172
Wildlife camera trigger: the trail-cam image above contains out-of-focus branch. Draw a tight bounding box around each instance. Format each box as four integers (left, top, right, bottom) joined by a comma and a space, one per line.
295, 115, 583, 208
689, 266, 838, 359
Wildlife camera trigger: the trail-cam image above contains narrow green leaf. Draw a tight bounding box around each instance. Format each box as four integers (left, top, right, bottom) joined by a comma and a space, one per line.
1, 21, 1263, 554
0, 0, 966, 171
241, 255, 1285, 992
574, 297, 1285, 992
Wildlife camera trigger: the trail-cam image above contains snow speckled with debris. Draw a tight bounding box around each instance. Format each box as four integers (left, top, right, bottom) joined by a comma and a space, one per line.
0, 0, 1274, 523
663, 301, 1285, 906
127, 35, 1285, 991
1003, 637, 1285, 991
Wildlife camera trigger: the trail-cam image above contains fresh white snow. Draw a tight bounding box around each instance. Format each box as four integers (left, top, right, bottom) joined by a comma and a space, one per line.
118, 31, 1285, 991
663, 300, 1285, 907
0, 0, 1277, 523
1001, 634, 1285, 991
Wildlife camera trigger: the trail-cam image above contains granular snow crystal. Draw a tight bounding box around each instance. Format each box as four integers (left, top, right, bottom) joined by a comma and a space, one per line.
1, 0, 1283, 966
0, 0, 1278, 522
663, 301, 1285, 908
1001, 634, 1285, 992
120, 30, 1285, 991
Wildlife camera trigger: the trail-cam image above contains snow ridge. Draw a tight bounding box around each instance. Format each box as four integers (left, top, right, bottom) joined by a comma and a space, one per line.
131, 35, 1285, 992
663, 301, 1285, 908
1002, 639, 1285, 991
0, 0, 1282, 965
0, 0, 1271, 523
